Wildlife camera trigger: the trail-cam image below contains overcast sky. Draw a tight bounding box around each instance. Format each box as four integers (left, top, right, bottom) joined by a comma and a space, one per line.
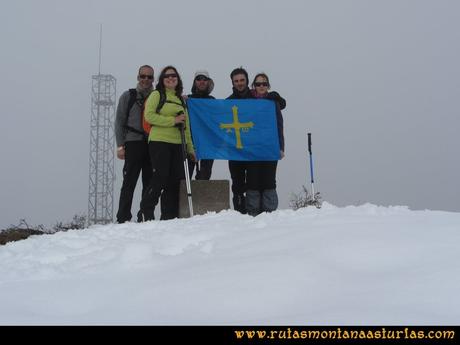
1, 0, 459, 228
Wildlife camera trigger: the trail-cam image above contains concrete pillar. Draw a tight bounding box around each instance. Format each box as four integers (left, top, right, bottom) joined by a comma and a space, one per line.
179, 180, 230, 218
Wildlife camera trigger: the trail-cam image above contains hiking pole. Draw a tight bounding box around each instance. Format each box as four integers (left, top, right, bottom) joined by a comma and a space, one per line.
308, 132, 322, 208
177, 111, 194, 217
307, 133, 315, 197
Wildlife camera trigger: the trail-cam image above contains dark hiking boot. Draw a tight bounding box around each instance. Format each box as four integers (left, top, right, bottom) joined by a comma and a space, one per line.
261, 189, 278, 212
232, 194, 247, 214
137, 210, 154, 222
246, 190, 261, 216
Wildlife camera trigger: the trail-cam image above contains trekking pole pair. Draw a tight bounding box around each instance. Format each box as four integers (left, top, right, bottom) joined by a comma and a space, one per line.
177, 111, 194, 217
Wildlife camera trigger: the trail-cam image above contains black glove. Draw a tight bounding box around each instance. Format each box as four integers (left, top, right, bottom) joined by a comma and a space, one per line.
175, 111, 185, 128
266, 91, 286, 110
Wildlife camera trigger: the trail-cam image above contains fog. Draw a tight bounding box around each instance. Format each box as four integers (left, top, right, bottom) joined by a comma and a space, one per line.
1, 0, 459, 228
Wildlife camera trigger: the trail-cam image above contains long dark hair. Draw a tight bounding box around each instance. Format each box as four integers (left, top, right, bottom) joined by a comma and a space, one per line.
156, 65, 183, 99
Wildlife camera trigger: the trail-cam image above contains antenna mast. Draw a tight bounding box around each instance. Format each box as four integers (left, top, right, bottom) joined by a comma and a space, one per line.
88, 24, 117, 225
98, 24, 102, 75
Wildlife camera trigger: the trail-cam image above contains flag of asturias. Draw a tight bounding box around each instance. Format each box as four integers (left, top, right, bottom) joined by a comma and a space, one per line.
187, 99, 280, 161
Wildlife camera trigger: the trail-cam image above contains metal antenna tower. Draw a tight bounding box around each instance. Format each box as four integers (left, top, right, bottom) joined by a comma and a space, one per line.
88, 25, 117, 225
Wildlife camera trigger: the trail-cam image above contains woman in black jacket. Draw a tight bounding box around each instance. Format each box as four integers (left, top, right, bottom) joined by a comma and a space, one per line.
246, 73, 286, 216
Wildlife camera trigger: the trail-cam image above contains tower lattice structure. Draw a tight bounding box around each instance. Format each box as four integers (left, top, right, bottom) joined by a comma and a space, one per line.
88, 74, 117, 225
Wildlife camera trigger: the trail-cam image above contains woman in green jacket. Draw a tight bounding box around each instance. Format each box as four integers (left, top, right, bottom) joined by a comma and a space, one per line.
138, 66, 195, 221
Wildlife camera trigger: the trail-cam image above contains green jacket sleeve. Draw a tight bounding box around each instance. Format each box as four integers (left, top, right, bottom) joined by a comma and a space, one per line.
144, 91, 175, 127
185, 110, 195, 154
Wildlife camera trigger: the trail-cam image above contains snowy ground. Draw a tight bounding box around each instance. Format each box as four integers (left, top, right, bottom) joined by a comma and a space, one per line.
0, 203, 459, 325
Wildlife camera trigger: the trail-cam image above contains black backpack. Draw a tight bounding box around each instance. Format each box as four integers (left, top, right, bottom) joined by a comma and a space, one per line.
124, 88, 147, 136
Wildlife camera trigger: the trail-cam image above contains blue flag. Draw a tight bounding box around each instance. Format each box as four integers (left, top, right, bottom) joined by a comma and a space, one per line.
187, 99, 280, 161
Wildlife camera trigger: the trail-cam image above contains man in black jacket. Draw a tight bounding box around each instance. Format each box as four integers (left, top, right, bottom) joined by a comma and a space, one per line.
226, 67, 254, 214
187, 70, 215, 180
114, 65, 154, 223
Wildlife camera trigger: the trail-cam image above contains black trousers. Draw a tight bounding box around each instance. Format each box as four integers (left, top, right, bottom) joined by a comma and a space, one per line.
246, 161, 278, 191
228, 160, 247, 213
229, 160, 247, 195
188, 159, 214, 180
139, 141, 185, 221
116, 140, 152, 223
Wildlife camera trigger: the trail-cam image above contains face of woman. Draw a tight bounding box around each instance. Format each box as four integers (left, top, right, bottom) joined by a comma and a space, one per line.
254, 76, 269, 96
163, 69, 178, 90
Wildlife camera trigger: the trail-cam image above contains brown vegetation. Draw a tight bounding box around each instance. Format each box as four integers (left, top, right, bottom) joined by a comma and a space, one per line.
0, 215, 87, 245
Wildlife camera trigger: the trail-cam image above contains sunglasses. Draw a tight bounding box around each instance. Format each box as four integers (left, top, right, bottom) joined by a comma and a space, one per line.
195, 75, 208, 81
139, 74, 154, 80
254, 82, 269, 87
164, 73, 178, 79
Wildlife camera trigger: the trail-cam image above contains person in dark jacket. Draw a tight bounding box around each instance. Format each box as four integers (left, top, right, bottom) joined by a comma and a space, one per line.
226, 67, 254, 214
246, 73, 286, 216
187, 70, 215, 180
114, 65, 154, 223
